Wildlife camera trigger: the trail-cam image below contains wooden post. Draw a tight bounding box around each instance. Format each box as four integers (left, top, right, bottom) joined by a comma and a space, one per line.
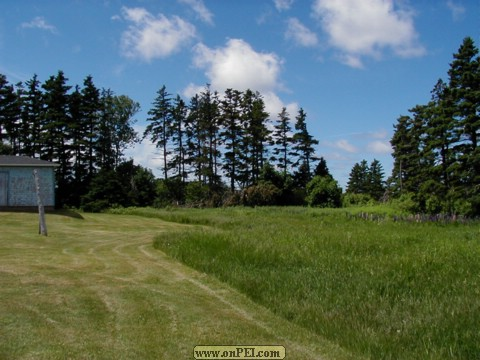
33, 169, 48, 236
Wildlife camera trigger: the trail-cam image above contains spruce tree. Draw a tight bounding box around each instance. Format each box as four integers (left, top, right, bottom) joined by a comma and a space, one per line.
80, 75, 101, 178
144, 85, 173, 180
270, 107, 294, 180
220, 88, 243, 192
170, 94, 188, 182
21, 74, 44, 158
292, 108, 319, 186
41, 70, 72, 206
447, 37, 480, 208
346, 160, 369, 194
240, 90, 270, 186
368, 159, 385, 200
0, 74, 21, 153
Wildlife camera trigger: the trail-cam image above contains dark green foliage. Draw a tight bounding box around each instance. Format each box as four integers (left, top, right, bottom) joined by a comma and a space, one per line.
270, 107, 295, 180
292, 108, 318, 185
0, 74, 22, 153
144, 85, 172, 180
389, 37, 480, 215
0, 71, 139, 208
1, 71, 327, 208
313, 156, 331, 177
81, 160, 156, 212
306, 175, 342, 207
242, 182, 281, 206
347, 159, 385, 200
220, 88, 243, 192
184, 181, 211, 207
154, 178, 186, 207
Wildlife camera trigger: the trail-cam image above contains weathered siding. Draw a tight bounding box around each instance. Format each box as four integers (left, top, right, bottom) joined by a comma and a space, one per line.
0, 167, 55, 207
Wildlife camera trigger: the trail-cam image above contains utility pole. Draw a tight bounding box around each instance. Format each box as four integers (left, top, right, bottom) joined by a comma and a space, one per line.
33, 169, 48, 236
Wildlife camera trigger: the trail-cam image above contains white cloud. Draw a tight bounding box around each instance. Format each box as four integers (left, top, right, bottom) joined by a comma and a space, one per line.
323, 139, 358, 153
285, 18, 318, 47
446, 0, 466, 21
366, 140, 392, 154
263, 91, 299, 121
182, 82, 205, 99
190, 38, 297, 117
178, 0, 214, 25
21, 16, 57, 33
312, 0, 425, 67
274, 0, 294, 11
120, 7, 196, 61
192, 39, 283, 93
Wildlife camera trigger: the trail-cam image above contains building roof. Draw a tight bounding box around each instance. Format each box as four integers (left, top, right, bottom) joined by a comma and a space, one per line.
0, 156, 59, 167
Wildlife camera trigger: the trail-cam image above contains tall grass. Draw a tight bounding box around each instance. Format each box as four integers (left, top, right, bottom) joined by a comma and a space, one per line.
152, 206, 480, 359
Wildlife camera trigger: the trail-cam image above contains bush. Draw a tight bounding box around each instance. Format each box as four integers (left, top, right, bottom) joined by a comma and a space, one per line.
343, 193, 374, 207
391, 192, 419, 214
306, 176, 342, 208
185, 181, 210, 207
154, 178, 185, 207
242, 182, 281, 206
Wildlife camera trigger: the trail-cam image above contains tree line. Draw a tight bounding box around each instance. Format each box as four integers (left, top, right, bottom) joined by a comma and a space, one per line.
1, 36, 476, 214
142, 84, 334, 207
388, 36, 480, 216
0, 71, 344, 209
0, 71, 140, 207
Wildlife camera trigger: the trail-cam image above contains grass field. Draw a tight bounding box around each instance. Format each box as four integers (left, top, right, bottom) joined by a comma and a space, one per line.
145, 206, 480, 360
0, 210, 354, 360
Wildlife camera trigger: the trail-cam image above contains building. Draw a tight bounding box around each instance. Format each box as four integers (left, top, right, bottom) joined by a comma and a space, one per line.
0, 156, 59, 210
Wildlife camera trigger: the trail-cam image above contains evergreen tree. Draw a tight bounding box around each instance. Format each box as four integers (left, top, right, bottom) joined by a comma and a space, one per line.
199, 85, 221, 188
186, 94, 204, 182
270, 107, 294, 180
41, 70, 72, 206
389, 112, 427, 195
170, 94, 188, 182
389, 37, 480, 215
423, 79, 457, 197
239, 90, 271, 186
368, 159, 385, 200
80, 75, 101, 179
292, 108, 319, 186
346, 160, 369, 194
68, 85, 85, 206
0, 74, 21, 153
220, 88, 243, 192
447, 37, 480, 207
144, 85, 173, 180
20, 74, 44, 158
313, 156, 331, 178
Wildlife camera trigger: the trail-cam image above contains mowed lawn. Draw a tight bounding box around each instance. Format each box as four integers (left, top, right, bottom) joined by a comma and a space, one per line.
0, 211, 353, 360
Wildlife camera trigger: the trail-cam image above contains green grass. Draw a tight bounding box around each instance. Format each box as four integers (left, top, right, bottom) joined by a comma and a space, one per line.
0, 210, 354, 360
151, 206, 480, 359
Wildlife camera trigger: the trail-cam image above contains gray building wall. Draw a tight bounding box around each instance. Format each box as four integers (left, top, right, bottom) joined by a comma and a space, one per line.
0, 167, 56, 208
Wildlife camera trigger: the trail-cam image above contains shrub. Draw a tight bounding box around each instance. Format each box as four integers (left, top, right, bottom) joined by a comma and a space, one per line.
305, 176, 342, 208
343, 193, 373, 207
242, 182, 281, 206
185, 181, 210, 207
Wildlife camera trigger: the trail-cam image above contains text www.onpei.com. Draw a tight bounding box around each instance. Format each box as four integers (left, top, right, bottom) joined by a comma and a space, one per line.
193, 345, 286, 359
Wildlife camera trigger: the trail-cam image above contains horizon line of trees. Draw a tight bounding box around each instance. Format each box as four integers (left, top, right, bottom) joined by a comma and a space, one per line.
0, 70, 345, 209
142, 84, 331, 206
1, 36, 477, 215
0, 70, 140, 207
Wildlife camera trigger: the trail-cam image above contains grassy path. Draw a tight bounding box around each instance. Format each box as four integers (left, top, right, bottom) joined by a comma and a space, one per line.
0, 212, 352, 360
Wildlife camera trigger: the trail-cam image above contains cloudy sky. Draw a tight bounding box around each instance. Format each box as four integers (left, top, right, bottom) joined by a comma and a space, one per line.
0, 0, 477, 187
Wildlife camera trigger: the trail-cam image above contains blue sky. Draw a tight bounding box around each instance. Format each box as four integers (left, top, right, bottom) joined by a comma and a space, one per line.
0, 0, 478, 187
